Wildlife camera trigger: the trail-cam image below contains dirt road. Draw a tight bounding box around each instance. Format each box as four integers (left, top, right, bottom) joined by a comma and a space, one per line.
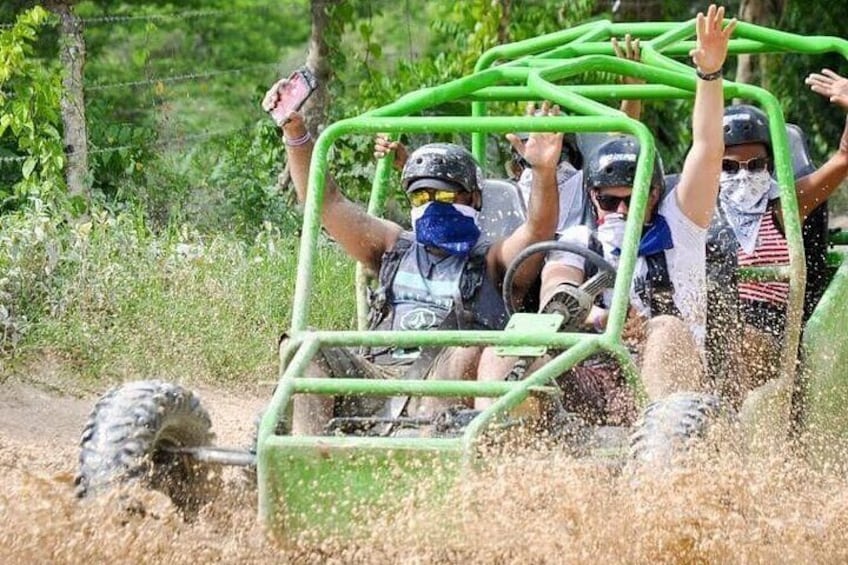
3, 377, 848, 563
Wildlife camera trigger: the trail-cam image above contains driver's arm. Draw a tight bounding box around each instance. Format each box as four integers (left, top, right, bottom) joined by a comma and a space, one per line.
489, 104, 563, 301
281, 112, 402, 272
540, 262, 584, 300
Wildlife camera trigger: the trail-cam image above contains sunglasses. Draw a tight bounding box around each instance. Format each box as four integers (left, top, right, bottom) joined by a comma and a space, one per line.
408, 188, 462, 208
721, 156, 769, 175
594, 192, 632, 212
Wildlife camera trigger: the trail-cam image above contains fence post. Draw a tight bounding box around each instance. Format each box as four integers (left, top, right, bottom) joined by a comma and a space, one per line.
47, 0, 90, 200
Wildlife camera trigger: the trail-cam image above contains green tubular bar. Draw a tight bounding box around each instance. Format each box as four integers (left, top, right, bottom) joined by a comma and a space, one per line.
292, 378, 537, 397
259, 15, 848, 539
830, 231, 848, 246
738, 265, 792, 283
292, 115, 653, 335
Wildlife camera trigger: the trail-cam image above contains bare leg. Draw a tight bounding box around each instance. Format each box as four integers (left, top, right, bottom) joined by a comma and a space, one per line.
474, 347, 524, 410
639, 315, 704, 401
409, 346, 483, 417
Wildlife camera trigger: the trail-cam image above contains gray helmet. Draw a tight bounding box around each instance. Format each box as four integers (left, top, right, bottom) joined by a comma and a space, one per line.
583, 135, 664, 194
723, 104, 771, 152
401, 143, 480, 193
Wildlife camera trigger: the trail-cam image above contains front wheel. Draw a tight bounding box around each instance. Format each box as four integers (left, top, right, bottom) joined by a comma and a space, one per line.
629, 392, 725, 466
76, 380, 216, 513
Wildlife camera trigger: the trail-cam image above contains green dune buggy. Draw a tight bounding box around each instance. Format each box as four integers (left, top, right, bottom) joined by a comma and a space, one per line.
76, 16, 848, 541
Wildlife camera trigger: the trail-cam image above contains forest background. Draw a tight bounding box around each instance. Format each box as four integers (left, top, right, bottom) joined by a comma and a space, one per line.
1, 0, 846, 391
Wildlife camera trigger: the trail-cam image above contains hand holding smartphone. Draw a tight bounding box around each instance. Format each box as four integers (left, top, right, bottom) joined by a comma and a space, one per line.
262, 67, 318, 126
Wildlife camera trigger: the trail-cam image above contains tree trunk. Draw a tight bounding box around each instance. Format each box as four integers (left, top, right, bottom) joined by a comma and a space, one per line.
46, 0, 89, 200
301, 0, 337, 137
497, 0, 512, 45
734, 0, 771, 103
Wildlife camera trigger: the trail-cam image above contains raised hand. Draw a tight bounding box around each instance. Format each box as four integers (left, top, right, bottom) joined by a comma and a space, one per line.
613, 34, 644, 85
506, 101, 563, 170
262, 78, 293, 127
373, 133, 409, 171
689, 4, 737, 75
805, 69, 848, 110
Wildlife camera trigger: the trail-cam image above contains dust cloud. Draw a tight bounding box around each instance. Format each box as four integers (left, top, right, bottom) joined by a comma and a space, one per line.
2, 384, 848, 564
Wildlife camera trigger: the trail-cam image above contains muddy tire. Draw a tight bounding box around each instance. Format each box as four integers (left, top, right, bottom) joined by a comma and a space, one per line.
76, 380, 215, 513
629, 392, 723, 465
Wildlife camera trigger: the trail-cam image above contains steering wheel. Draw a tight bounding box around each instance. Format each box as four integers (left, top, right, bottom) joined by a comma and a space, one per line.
502, 241, 617, 327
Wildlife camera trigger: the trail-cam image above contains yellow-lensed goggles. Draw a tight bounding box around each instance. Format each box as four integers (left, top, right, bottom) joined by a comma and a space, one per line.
407, 189, 459, 208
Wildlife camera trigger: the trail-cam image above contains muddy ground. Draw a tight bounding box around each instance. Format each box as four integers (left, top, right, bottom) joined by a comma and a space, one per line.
3, 374, 848, 564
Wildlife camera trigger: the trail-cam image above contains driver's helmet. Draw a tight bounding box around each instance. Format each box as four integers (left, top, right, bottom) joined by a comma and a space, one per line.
723, 104, 771, 155
511, 132, 583, 170
401, 143, 481, 193
583, 134, 665, 194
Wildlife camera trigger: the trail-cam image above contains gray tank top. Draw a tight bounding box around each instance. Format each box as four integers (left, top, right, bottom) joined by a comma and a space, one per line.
389, 244, 465, 332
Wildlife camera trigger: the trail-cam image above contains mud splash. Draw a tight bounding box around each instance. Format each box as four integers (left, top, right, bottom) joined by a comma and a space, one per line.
3, 385, 848, 563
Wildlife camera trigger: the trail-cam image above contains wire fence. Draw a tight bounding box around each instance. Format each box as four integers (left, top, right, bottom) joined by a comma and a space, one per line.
0, 4, 308, 172
85, 63, 281, 92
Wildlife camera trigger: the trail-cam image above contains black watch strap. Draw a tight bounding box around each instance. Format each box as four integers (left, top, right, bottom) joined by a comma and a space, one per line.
696, 67, 723, 81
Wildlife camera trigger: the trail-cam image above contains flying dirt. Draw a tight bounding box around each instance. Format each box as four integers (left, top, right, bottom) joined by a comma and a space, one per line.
3, 376, 848, 564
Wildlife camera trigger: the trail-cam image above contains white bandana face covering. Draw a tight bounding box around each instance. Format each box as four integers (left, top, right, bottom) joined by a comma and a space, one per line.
596, 213, 627, 250
719, 170, 772, 254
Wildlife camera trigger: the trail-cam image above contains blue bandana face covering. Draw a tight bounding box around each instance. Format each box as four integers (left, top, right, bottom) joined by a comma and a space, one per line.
410, 202, 481, 255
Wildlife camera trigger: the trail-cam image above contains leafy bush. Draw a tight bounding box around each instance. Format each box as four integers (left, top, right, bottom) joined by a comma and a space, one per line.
0, 6, 64, 212
1, 204, 356, 385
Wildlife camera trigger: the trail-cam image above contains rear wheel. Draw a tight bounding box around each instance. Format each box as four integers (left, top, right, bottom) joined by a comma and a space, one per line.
76, 380, 216, 514
629, 392, 724, 465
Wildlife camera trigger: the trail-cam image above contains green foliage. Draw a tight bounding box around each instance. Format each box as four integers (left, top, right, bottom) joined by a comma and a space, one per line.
0, 6, 65, 211
323, 0, 598, 203
71, 0, 311, 226
767, 2, 848, 166
208, 120, 299, 238
1, 204, 356, 384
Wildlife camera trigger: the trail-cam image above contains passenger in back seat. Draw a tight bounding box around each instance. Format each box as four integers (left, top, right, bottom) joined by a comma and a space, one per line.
476, 4, 735, 423
713, 73, 848, 399
374, 35, 645, 240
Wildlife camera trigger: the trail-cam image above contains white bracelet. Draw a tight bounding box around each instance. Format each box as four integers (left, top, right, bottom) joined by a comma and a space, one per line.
285, 131, 311, 147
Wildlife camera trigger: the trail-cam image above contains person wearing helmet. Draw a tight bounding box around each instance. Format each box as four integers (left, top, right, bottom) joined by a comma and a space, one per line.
261, 85, 563, 433
375, 35, 644, 242
477, 5, 736, 420
714, 76, 848, 398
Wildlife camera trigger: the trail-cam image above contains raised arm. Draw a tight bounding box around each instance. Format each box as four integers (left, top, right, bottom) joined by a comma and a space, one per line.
488, 102, 562, 299
794, 69, 848, 220
676, 5, 736, 228
373, 133, 409, 172
263, 80, 401, 271
613, 34, 643, 121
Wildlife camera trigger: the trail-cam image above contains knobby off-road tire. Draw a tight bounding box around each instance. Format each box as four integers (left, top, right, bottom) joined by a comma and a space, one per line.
76, 380, 216, 514
629, 392, 723, 466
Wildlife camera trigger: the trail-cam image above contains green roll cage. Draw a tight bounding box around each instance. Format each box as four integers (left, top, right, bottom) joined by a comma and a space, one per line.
256, 17, 848, 539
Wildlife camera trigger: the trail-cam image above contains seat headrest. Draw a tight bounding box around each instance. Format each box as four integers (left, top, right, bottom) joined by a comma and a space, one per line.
478, 179, 527, 241
785, 123, 816, 179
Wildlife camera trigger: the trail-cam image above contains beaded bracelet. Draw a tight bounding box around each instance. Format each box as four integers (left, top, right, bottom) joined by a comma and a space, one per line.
284, 131, 311, 147
696, 68, 723, 81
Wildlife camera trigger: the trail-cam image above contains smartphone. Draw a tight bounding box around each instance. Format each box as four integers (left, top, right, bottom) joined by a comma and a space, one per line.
274, 67, 318, 117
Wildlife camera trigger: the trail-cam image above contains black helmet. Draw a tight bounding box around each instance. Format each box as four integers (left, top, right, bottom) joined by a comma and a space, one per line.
510, 132, 583, 170
583, 135, 664, 194
723, 104, 771, 151
401, 143, 480, 193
